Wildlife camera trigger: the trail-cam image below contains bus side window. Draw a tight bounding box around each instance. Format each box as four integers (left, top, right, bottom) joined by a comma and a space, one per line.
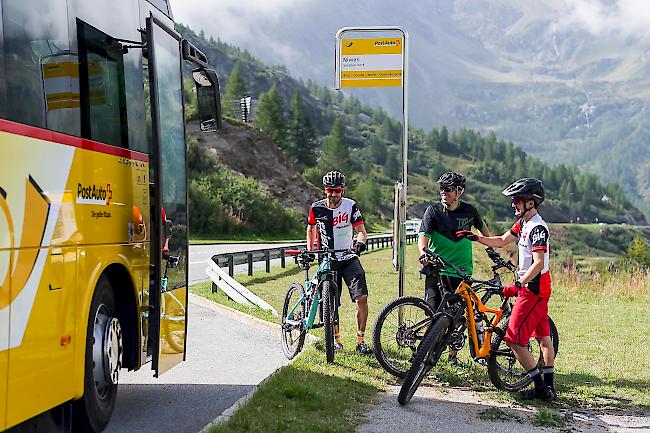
77, 19, 129, 148
0, 0, 77, 135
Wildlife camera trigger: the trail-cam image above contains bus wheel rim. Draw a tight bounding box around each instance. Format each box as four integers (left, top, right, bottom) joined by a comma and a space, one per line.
92, 305, 123, 398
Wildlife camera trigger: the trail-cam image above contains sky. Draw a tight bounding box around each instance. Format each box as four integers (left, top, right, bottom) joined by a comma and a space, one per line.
171, 0, 650, 49
560, 0, 650, 36
170, 0, 310, 51
169, 0, 650, 88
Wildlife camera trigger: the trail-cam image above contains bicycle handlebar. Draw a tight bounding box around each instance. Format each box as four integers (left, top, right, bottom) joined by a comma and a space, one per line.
484, 247, 517, 272
422, 247, 504, 291
285, 248, 353, 256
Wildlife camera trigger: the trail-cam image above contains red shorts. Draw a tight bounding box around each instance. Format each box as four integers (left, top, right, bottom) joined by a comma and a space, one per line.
504, 288, 550, 347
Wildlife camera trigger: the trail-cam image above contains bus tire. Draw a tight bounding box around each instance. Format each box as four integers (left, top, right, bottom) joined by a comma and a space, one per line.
72, 275, 122, 433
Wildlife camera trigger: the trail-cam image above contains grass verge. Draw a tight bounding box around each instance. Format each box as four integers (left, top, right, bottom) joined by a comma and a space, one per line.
191, 244, 650, 432
207, 361, 379, 433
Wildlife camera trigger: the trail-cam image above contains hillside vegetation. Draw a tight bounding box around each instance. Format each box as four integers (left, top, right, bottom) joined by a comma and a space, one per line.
178, 25, 647, 240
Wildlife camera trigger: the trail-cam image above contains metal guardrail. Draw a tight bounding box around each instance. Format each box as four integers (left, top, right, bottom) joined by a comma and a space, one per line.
211, 233, 419, 278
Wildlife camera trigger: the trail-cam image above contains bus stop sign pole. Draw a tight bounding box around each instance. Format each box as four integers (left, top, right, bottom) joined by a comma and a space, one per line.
335, 26, 409, 297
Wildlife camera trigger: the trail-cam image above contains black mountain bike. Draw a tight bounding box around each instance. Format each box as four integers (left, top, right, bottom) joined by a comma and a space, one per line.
397, 248, 559, 405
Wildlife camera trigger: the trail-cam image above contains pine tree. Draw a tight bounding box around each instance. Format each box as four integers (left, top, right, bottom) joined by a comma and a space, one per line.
370, 136, 387, 165
628, 236, 650, 267
321, 118, 350, 173
439, 126, 450, 153
255, 85, 286, 149
383, 147, 400, 180
222, 62, 247, 117
426, 129, 440, 152
286, 92, 318, 168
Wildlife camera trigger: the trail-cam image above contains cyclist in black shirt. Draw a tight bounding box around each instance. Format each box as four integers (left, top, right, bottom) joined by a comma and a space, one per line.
418, 171, 490, 362
307, 171, 373, 355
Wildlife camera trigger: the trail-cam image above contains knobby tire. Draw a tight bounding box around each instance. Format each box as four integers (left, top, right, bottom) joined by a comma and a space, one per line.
487, 316, 559, 391
322, 280, 336, 363
372, 296, 435, 378
281, 283, 306, 359
398, 315, 452, 405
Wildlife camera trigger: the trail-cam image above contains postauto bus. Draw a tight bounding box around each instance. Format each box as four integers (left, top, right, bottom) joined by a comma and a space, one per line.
0, 0, 222, 431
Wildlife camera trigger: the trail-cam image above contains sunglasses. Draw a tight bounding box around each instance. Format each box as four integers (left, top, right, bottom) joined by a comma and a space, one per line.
439, 186, 455, 193
511, 196, 523, 205
325, 187, 343, 194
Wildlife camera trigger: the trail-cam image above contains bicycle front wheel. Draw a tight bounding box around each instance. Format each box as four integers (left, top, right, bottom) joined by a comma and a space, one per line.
487, 316, 560, 391
281, 283, 307, 359
398, 314, 452, 406
372, 296, 435, 378
321, 280, 336, 363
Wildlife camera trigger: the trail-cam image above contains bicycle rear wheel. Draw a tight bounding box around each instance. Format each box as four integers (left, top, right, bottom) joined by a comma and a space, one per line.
321, 280, 336, 363
487, 316, 559, 391
398, 314, 452, 405
281, 283, 307, 359
372, 296, 434, 378
162, 299, 186, 354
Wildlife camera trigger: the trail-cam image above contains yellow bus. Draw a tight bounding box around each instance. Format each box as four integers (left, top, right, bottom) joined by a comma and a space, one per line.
0, 0, 222, 431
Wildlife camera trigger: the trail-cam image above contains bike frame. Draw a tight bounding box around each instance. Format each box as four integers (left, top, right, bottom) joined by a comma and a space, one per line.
402, 264, 509, 353
286, 253, 337, 331
455, 281, 507, 358
425, 247, 514, 360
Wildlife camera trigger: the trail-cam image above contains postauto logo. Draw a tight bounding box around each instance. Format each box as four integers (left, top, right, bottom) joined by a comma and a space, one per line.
77, 183, 112, 205
373, 39, 399, 47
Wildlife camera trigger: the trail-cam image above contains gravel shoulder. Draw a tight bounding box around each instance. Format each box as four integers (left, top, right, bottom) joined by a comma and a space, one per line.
357, 386, 650, 433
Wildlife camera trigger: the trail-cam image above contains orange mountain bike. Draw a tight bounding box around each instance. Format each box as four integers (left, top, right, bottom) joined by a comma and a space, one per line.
373, 246, 515, 378
398, 247, 559, 405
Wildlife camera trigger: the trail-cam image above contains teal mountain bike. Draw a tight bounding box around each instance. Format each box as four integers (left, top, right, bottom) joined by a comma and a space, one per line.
281, 248, 350, 363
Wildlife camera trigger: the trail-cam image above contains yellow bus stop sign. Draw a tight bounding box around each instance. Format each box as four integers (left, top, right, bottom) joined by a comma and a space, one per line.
339, 37, 403, 87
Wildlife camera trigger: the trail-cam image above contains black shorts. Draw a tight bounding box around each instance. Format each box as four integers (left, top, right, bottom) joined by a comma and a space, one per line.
330, 257, 368, 304
424, 270, 463, 311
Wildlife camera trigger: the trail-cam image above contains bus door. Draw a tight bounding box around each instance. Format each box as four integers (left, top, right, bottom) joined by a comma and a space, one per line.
146, 15, 188, 376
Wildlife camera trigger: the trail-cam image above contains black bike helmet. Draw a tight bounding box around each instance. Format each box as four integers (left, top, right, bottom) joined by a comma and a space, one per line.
437, 171, 466, 188
322, 170, 346, 187
502, 178, 545, 204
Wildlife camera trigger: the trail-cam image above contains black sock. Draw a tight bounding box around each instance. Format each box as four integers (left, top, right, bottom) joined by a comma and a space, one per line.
542, 366, 555, 390
528, 367, 545, 391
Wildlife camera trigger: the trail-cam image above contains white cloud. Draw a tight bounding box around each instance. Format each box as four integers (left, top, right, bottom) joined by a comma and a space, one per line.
560, 0, 650, 36
170, 0, 307, 42
169, 0, 312, 65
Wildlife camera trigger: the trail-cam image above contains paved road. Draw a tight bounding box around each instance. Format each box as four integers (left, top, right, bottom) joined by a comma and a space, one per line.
105, 296, 288, 433
188, 242, 302, 285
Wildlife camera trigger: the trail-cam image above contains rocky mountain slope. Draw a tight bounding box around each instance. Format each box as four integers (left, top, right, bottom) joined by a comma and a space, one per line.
188, 120, 321, 217
181, 0, 650, 216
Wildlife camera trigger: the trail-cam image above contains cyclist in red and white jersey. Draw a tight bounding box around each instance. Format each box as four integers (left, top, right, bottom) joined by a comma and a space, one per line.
307, 170, 372, 355
457, 178, 556, 401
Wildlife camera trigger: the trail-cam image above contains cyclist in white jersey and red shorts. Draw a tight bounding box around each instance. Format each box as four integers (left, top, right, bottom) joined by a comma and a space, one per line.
307, 171, 373, 355
456, 178, 556, 401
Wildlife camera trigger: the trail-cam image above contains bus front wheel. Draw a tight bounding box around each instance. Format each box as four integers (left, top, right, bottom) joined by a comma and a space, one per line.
73, 275, 123, 432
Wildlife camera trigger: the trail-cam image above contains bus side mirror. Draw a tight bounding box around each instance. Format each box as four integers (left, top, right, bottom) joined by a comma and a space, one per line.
192, 68, 222, 132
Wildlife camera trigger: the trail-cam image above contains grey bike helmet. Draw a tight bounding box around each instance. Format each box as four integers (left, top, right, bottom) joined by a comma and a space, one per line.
502, 178, 545, 205
322, 170, 346, 187
437, 171, 466, 188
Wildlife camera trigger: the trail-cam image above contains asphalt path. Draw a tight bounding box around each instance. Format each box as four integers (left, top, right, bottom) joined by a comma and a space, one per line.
105, 296, 288, 433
